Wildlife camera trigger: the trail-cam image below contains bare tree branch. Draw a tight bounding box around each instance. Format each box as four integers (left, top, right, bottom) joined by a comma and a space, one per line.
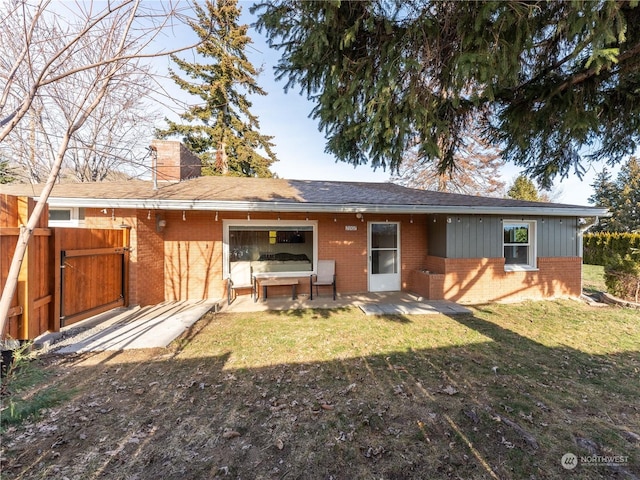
0, 0, 203, 335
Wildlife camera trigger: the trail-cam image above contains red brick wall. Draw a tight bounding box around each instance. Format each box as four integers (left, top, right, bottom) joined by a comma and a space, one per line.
400, 215, 429, 290
425, 255, 446, 274
418, 255, 582, 303
84, 209, 429, 303
317, 213, 428, 294
135, 211, 165, 305
162, 210, 222, 301
409, 270, 445, 299
317, 213, 368, 293
84, 208, 581, 305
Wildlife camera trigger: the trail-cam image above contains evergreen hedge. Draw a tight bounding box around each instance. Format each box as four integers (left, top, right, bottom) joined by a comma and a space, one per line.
583, 233, 640, 266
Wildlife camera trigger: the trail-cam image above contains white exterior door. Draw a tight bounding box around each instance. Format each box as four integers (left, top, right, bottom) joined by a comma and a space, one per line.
368, 222, 401, 292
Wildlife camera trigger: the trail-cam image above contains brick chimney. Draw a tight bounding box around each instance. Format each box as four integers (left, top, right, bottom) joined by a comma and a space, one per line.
150, 140, 202, 183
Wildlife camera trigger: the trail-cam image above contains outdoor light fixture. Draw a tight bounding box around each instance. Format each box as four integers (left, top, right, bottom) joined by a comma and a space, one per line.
410, 215, 413, 224
156, 215, 166, 232
247, 212, 251, 221
147, 210, 151, 220
215, 211, 218, 222
111, 209, 115, 221
182, 211, 186, 221
447, 217, 452, 223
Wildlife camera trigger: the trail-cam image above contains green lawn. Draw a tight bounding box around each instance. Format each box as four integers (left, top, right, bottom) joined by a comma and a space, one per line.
583, 263, 606, 293
2, 300, 639, 479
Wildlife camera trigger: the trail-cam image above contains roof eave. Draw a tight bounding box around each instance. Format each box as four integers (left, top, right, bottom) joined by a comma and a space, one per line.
44, 197, 610, 218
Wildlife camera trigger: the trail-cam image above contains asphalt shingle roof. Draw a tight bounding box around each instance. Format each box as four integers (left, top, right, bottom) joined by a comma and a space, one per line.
0, 177, 606, 216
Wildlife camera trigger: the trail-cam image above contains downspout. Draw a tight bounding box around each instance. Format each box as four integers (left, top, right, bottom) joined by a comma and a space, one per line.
578, 216, 599, 258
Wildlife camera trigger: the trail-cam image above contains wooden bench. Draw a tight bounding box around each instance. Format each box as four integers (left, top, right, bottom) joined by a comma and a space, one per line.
253, 277, 299, 301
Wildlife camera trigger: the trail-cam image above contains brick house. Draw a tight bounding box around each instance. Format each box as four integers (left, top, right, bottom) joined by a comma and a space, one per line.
1, 140, 608, 305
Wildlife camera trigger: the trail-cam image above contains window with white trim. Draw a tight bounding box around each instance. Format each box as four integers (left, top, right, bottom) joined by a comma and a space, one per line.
224, 220, 317, 277
503, 220, 536, 270
48, 207, 85, 227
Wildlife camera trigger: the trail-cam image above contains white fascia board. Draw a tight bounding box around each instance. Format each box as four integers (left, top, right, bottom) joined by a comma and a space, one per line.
43, 197, 610, 218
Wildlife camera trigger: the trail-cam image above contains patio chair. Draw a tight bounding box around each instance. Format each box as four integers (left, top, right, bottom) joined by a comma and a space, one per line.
227, 261, 253, 305
310, 260, 336, 300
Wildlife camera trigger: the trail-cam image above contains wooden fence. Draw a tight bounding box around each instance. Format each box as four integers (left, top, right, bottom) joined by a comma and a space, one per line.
1, 194, 129, 341
1, 194, 52, 340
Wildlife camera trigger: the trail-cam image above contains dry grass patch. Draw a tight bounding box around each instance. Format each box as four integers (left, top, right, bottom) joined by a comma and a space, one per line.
1, 300, 638, 479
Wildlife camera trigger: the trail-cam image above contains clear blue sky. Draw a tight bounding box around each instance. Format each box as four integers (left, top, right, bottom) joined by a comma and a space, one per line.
156, 2, 621, 207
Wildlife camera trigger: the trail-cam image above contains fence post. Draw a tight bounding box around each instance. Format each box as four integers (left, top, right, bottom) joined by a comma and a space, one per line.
122, 226, 130, 307
59, 250, 66, 328
53, 228, 62, 332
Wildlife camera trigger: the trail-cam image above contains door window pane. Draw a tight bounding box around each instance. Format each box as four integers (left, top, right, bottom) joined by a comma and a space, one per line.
372, 250, 398, 274
371, 223, 397, 248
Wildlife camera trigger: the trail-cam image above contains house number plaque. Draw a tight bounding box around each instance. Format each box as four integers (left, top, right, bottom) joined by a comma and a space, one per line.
345, 225, 358, 231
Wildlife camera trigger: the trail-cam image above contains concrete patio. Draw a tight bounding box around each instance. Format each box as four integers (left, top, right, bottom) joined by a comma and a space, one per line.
35, 293, 470, 353
36, 300, 219, 354
222, 291, 471, 316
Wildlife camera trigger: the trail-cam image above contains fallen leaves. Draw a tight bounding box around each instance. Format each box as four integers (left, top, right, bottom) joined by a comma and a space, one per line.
440, 385, 458, 396
222, 429, 241, 440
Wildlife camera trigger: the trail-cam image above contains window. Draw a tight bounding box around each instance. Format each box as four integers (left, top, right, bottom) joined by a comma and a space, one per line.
48, 207, 84, 227
224, 220, 317, 277
49, 209, 72, 221
503, 220, 536, 270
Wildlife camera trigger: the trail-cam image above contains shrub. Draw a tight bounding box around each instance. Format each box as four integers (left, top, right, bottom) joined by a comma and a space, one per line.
604, 252, 640, 303
583, 232, 640, 266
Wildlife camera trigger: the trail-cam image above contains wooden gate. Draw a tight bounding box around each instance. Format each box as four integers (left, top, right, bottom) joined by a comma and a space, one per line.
1, 195, 129, 339
55, 228, 129, 328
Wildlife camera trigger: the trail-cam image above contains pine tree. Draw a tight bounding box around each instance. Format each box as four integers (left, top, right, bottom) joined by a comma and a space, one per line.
157, 0, 277, 177
506, 175, 543, 202
254, 1, 639, 187
0, 159, 16, 184
615, 157, 640, 232
588, 168, 618, 232
588, 157, 640, 232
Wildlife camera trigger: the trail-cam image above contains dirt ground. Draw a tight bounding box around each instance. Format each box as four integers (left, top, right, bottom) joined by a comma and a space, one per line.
1, 308, 639, 480
3, 348, 480, 480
